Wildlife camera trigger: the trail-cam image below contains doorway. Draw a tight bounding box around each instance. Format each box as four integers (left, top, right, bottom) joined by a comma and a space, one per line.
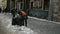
44, 0, 49, 10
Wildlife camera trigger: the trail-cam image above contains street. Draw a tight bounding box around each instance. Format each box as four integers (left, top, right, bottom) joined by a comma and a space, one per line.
0, 0, 60, 34
0, 13, 60, 34
27, 16, 60, 34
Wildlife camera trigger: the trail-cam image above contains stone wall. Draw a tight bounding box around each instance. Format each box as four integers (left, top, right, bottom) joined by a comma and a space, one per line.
10, 0, 60, 22
52, 0, 60, 22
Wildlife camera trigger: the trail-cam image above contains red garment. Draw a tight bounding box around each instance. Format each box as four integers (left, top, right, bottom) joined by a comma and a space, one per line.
21, 11, 26, 17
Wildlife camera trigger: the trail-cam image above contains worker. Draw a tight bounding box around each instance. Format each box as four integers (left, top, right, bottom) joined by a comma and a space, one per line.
12, 10, 28, 26
21, 10, 28, 26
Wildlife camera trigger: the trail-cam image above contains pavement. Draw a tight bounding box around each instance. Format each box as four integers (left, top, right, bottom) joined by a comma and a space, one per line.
0, 13, 60, 34
27, 16, 60, 34
0, 13, 38, 34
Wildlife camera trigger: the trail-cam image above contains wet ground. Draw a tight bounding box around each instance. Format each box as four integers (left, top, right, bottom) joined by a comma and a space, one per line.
0, 13, 60, 34
27, 17, 60, 34
0, 13, 38, 34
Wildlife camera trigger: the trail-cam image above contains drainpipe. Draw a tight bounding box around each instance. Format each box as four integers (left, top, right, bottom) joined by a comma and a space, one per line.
48, 0, 53, 21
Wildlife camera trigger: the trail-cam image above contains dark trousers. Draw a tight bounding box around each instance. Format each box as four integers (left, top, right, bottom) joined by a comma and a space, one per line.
25, 20, 27, 26
12, 18, 16, 25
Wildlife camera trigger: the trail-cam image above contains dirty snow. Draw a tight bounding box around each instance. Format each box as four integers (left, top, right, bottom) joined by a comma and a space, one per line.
0, 13, 38, 34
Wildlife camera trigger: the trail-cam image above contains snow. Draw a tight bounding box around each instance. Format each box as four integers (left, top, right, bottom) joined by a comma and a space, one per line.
0, 14, 38, 34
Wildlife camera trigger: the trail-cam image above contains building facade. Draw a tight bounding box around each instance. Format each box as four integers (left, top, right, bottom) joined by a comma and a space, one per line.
29, 0, 60, 22
2, 0, 60, 22
10, 0, 60, 22
30, 0, 49, 10
52, 0, 60, 22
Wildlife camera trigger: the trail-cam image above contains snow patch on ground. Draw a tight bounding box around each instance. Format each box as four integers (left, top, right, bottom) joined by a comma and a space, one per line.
0, 14, 38, 34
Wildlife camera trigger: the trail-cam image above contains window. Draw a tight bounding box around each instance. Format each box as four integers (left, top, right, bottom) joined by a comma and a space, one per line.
30, 0, 49, 10
30, 0, 42, 9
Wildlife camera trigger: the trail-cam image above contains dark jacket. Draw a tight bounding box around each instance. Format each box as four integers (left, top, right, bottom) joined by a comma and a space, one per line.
11, 9, 17, 17
12, 14, 24, 26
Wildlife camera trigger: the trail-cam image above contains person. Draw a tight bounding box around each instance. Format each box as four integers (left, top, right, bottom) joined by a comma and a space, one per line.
11, 9, 15, 17
12, 11, 24, 26
12, 10, 28, 26
21, 10, 28, 26
11, 8, 17, 17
